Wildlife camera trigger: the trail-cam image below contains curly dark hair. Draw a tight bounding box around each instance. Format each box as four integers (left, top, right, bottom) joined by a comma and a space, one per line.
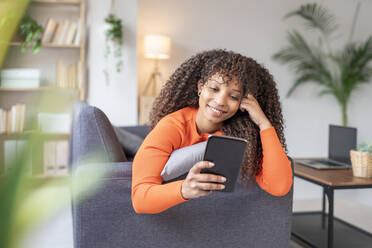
149, 49, 287, 185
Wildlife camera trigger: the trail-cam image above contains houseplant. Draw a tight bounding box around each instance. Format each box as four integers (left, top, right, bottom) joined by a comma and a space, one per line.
350, 142, 372, 178
103, 13, 123, 84
273, 3, 372, 126
17, 15, 43, 54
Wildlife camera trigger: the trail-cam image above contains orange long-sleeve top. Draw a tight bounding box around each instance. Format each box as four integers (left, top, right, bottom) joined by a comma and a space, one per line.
132, 107, 292, 214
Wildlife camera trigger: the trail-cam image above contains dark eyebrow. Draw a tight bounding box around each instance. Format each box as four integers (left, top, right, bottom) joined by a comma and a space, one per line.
209, 79, 242, 93
210, 78, 224, 85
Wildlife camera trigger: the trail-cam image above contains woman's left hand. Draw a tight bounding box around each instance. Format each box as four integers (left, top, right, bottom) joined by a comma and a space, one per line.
240, 94, 272, 130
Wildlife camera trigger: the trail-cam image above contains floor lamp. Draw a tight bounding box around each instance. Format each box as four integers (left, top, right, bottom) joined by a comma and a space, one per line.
140, 34, 171, 124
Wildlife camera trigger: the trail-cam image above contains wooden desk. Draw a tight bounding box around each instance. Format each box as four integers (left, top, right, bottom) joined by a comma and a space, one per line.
292, 160, 372, 248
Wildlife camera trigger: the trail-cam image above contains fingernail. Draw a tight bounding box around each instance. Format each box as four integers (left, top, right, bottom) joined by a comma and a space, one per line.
221, 185, 225, 189
209, 162, 214, 167
221, 177, 226, 182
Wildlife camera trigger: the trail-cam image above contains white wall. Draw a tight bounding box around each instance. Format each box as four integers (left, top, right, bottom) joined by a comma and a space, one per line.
87, 0, 138, 126
138, 0, 372, 207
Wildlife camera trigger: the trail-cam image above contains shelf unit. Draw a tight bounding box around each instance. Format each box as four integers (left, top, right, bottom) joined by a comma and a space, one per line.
0, 131, 70, 140
32, 0, 82, 6
10, 41, 80, 49
0, 0, 87, 178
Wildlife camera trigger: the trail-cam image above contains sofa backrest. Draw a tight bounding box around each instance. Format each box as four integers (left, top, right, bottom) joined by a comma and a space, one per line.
69, 101, 127, 168
73, 161, 293, 248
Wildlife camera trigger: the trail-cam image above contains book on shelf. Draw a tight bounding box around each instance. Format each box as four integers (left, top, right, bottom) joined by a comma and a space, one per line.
50, 19, 80, 45
0, 104, 26, 134
64, 21, 77, 45
73, 19, 81, 46
56, 60, 84, 90
3, 140, 32, 176
0, 109, 4, 133
0, 68, 40, 88
42, 18, 58, 43
43, 140, 69, 176
53, 20, 69, 45
55, 140, 69, 176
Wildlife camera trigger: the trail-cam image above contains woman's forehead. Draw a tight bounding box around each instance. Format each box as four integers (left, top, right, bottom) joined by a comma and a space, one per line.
207, 73, 242, 90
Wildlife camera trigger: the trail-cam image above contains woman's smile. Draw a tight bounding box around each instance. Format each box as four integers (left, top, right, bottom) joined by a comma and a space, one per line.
207, 104, 227, 117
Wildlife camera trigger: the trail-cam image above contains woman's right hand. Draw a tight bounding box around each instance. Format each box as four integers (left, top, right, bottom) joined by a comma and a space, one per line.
181, 161, 227, 200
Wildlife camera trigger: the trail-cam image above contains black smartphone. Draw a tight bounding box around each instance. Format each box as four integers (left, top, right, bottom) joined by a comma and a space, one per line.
201, 135, 247, 192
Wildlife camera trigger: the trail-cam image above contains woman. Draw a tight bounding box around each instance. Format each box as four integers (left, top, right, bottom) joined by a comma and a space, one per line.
132, 49, 292, 214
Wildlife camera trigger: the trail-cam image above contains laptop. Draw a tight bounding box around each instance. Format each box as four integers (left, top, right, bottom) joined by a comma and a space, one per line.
296, 125, 357, 169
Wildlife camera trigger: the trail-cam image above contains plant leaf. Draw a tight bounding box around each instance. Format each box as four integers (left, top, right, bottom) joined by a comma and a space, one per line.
284, 3, 337, 36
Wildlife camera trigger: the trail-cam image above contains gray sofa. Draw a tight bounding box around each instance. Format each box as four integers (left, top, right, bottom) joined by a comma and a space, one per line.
70, 101, 293, 248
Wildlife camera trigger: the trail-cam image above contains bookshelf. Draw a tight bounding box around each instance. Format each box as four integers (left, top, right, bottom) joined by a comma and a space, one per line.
0, 0, 87, 178
10, 41, 81, 49
32, 0, 82, 6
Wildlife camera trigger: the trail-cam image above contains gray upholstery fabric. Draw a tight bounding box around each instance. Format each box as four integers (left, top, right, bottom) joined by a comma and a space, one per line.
113, 126, 144, 157
161, 141, 207, 181
69, 101, 126, 168
121, 125, 150, 139
70, 101, 293, 248
72, 162, 293, 248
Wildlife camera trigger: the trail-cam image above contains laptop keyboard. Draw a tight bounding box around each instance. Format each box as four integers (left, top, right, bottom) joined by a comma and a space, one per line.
311, 160, 344, 166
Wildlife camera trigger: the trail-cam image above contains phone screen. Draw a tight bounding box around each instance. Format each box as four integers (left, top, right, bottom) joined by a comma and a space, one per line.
201, 135, 247, 192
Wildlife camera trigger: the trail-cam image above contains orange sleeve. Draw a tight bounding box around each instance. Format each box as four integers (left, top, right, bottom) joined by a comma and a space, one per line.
131, 117, 188, 214
255, 127, 293, 196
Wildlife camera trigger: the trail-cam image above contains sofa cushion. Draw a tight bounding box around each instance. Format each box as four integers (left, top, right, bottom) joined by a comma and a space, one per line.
70, 101, 127, 168
161, 141, 207, 181
113, 126, 144, 157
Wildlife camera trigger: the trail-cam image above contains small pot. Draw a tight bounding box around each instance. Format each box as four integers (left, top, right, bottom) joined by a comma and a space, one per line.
350, 150, 372, 178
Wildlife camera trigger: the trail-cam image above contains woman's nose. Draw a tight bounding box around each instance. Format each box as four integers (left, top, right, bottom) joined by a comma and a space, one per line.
214, 93, 228, 106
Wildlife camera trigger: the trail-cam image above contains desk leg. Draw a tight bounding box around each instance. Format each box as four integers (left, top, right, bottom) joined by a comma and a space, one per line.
325, 188, 334, 248
322, 188, 326, 229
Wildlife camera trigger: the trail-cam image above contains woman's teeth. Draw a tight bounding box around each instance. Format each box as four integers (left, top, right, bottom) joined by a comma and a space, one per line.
209, 106, 224, 114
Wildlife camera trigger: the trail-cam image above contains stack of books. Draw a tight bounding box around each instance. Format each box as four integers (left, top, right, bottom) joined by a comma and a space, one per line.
56, 60, 84, 89
38, 112, 71, 133
42, 18, 82, 46
0, 104, 26, 134
0, 69, 40, 88
44, 140, 69, 176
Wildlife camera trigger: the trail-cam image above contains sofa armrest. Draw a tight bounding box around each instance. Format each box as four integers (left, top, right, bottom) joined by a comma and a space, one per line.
71, 161, 133, 248
69, 101, 127, 171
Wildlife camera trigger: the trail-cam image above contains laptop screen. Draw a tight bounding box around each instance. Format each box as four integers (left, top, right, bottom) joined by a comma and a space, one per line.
328, 125, 357, 163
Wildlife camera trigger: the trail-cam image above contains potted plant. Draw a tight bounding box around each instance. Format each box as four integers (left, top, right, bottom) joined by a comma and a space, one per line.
273, 3, 372, 126
103, 13, 123, 85
17, 15, 43, 54
350, 142, 372, 178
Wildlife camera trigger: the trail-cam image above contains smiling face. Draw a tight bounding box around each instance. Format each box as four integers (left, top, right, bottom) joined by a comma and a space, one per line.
195, 73, 243, 134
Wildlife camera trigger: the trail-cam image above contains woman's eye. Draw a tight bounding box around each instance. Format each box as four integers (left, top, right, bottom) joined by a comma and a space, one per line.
230, 95, 239, 101
209, 87, 218, 92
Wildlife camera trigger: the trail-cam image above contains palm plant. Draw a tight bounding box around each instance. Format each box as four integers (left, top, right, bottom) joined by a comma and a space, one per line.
273, 3, 372, 126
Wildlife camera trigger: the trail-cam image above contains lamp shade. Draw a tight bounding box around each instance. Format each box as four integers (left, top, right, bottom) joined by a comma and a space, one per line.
144, 34, 171, 59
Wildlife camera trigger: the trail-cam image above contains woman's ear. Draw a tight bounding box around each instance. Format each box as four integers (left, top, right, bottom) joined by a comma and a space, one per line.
197, 81, 203, 93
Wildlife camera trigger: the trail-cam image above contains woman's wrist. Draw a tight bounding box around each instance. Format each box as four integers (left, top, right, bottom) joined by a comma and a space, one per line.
258, 120, 272, 131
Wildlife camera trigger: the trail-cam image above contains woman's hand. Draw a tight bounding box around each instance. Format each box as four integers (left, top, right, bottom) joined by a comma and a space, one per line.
240, 94, 272, 130
181, 161, 226, 200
